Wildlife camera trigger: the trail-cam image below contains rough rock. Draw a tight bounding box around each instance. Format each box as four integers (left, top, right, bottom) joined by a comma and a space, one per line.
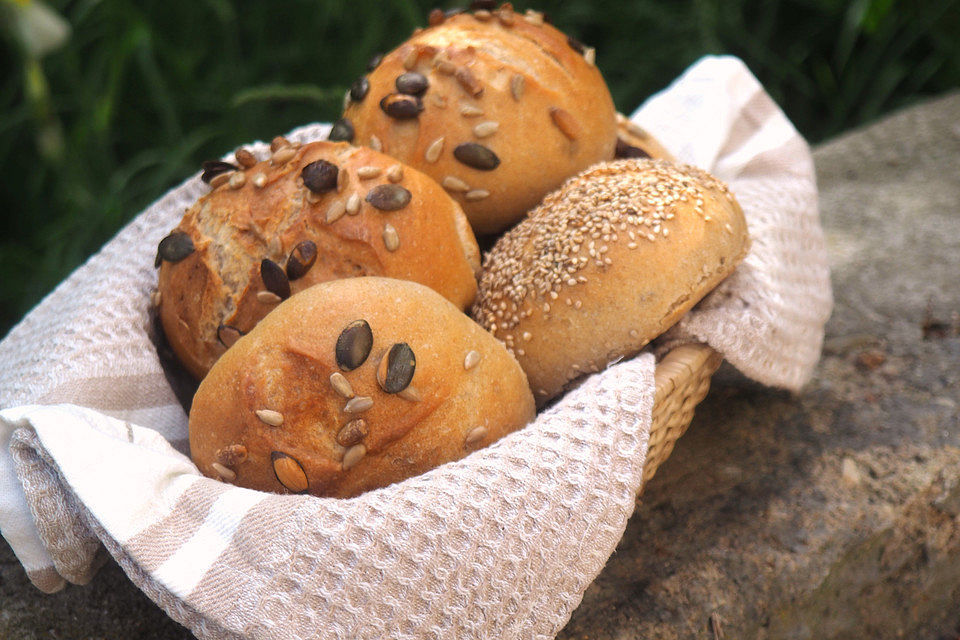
2, 93, 959, 638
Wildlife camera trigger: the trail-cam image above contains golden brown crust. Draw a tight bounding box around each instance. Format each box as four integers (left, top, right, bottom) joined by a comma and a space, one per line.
472, 159, 750, 406
157, 141, 480, 379
189, 277, 535, 498
614, 112, 675, 161
342, 7, 617, 235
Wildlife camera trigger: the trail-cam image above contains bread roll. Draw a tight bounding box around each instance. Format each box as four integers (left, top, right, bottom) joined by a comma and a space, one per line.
473, 158, 750, 406
156, 139, 481, 379
189, 277, 535, 498
338, 5, 617, 235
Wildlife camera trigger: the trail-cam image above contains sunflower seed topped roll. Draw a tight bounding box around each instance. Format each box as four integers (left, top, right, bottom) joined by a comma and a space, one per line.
340, 4, 618, 235
156, 139, 481, 379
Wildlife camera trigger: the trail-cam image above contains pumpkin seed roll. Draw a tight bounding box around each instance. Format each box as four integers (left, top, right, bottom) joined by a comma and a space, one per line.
472, 158, 751, 407
155, 139, 481, 380
189, 277, 535, 498
339, 4, 618, 235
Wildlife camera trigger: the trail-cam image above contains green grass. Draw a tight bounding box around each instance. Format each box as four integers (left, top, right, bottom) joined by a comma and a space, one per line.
1, 0, 958, 338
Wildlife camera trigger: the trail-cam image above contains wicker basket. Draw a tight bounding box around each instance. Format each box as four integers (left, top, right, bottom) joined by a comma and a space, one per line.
643, 344, 723, 487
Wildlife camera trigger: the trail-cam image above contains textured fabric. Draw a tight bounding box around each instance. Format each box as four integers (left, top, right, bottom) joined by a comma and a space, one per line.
0, 56, 830, 639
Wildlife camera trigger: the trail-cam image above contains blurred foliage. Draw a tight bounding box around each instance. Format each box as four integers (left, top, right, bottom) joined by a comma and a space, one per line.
1, 0, 958, 337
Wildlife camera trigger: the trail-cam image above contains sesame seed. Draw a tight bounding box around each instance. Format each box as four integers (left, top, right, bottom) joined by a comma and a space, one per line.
228, 172, 246, 189
370, 135, 383, 152
584, 47, 596, 66
523, 9, 544, 25
464, 350, 481, 370
252, 172, 267, 188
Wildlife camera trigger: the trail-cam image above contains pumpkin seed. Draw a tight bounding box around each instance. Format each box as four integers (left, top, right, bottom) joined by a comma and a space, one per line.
302, 160, 339, 194
286, 240, 317, 280
201, 160, 237, 184
328, 118, 355, 142
453, 143, 500, 170
615, 137, 651, 159
260, 259, 291, 299
157, 232, 194, 264
380, 93, 424, 119
217, 324, 244, 348
366, 184, 412, 211
349, 76, 370, 102
378, 342, 416, 393
396, 72, 429, 96
271, 452, 308, 493
336, 319, 373, 370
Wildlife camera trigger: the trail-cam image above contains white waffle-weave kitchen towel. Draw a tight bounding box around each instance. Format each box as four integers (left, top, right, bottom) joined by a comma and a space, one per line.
0, 56, 831, 639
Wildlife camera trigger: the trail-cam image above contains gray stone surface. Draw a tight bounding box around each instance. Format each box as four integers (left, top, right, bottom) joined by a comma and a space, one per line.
2, 93, 959, 639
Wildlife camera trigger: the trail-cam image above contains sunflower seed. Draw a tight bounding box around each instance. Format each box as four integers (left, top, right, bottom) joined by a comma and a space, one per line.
465, 189, 490, 201
549, 106, 580, 140
342, 443, 367, 470
271, 452, 308, 493
510, 74, 524, 101
150, 290, 162, 307
260, 259, 291, 298
382, 224, 400, 251
436, 59, 456, 75
270, 136, 291, 152
228, 171, 246, 189
201, 160, 237, 183
256, 409, 284, 427
464, 349, 481, 370
396, 72, 429, 96
425, 137, 445, 163
402, 47, 419, 70
367, 53, 383, 71
271, 146, 296, 165
336, 419, 367, 447
455, 67, 484, 97
209, 171, 233, 188
465, 425, 488, 446
473, 121, 499, 138
356, 165, 382, 179
328, 118, 355, 142
234, 149, 257, 168
366, 184, 412, 211
398, 385, 422, 402
523, 9, 544, 25
369, 135, 383, 152
343, 396, 373, 413
257, 291, 282, 304
584, 47, 596, 66
216, 444, 248, 466
378, 342, 416, 393
211, 462, 236, 482
329, 372, 354, 399
346, 192, 361, 214
302, 159, 339, 193
615, 137, 650, 159
453, 142, 500, 170
325, 200, 347, 223
386, 164, 403, 183
380, 93, 424, 119
442, 175, 470, 192
337, 166, 349, 193
336, 319, 373, 370
349, 76, 370, 102
217, 324, 244, 348
252, 172, 267, 188
157, 232, 194, 264
459, 104, 484, 117
497, 9, 514, 26
286, 240, 317, 280
431, 94, 448, 108
473, 9, 491, 20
